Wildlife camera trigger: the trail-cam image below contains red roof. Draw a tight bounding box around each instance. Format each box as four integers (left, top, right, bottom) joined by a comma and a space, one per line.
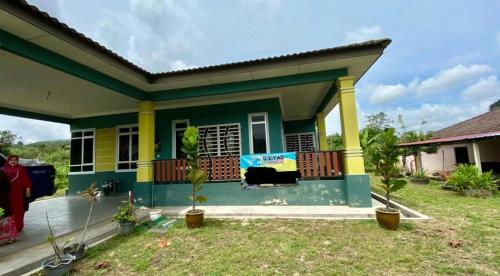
400, 108, 500, 146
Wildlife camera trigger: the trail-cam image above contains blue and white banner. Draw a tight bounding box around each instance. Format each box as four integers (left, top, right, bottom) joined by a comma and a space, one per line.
240, 152, 297, 178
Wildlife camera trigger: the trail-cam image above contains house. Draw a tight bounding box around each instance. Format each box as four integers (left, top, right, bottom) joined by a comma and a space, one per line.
400, 105, 500, 175
0, 1, 391, 207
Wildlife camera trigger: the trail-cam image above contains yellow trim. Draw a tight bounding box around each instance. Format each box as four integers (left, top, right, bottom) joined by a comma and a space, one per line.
337, 76, 365, 174
137, 101, 155, 182
316, 112, 328, 151
94, 128, 116, 172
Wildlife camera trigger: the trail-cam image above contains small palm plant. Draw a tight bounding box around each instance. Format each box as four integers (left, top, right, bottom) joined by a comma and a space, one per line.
370, 128, 407, 211
182, 126, 207, 211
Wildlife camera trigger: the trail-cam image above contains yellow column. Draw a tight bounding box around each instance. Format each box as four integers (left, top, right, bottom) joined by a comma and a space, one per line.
337, 76, 365, 175
316, 112, 328, 151
137, 101, 155, 182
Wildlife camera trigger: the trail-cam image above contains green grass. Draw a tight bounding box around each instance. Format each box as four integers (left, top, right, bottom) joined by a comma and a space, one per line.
69, 177, 499, 275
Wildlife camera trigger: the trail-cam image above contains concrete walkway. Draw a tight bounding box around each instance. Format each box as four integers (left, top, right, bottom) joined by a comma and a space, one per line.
161, 199, 389, 219
0, 195, 126, 258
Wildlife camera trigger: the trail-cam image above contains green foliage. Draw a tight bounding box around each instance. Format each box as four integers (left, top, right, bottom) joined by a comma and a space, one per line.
448, 164, 498, 192
181, 126, 207, 211
112, 201, 137, 223
0, 207, 4, 218
369, 128, 407, 210
412, 169, 429, 180
326, 133, 342, 150
11, 140, 70, 191
0, 130, 19, 155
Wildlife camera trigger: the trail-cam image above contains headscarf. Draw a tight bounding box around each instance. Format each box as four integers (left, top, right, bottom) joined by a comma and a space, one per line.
2, 155, 20, 182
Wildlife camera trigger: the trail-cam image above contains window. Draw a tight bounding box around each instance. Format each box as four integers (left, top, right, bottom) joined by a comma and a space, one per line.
70, 130, 95, 173
198, 124, 241, 157
284, 133, 316, 152
117, 126, 139, 171
172, 120, 189, 158
249, 113, 269, 154
454, 147, 470, 164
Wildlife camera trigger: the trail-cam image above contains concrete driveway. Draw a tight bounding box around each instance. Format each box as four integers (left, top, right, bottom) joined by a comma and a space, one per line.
0, 195, 126, 258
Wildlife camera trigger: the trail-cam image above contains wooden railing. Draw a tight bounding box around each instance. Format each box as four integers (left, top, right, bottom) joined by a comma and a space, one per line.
296, 151, 343, 179
153, 151, 343, 184
154, 156, 240, 183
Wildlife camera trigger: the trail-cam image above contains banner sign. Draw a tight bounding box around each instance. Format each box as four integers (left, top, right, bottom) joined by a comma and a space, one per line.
240, 152, 297, 178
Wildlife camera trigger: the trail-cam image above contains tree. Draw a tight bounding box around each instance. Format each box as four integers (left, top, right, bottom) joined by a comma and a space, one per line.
326, 133, 342, 150
398, 117, 438, 173
0, 130, 18, 155
361, 112, 393, 171
490, 99, 500, 111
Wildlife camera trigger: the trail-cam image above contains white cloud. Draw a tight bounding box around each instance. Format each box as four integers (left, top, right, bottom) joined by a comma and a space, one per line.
344, 25, 383, 44
369, 83, 408, 104
0, 115, 69, 144
168, 60, 198, 71
416, 64, 494, 97
91, 0, 204, 72
461, 75, 500, 100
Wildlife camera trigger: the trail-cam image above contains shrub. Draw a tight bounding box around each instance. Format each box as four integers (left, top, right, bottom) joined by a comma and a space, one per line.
112, 201, 137, 223
412, 169, 429, 180
448, 164, 497, 191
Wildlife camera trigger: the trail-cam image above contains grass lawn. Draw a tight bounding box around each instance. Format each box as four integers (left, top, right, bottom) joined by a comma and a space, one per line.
67, 177, 499, 275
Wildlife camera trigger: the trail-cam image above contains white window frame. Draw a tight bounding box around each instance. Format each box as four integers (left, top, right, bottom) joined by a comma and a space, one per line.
69, 128, 95, 175
172, 119, 190, 159
198, 123, 242, 157
284, 132, 317, 152
248, 112, 270, 154
115, 124, 139, 172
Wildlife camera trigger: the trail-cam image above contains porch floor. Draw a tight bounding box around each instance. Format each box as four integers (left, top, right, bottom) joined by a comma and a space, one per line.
158, 198, 417, 220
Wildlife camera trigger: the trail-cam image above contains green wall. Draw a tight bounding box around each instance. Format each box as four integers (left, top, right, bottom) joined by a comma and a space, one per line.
283, 119, 316, 134
68, 171, 135, 194
156, 98, 284, 159
153, 179, 347, 206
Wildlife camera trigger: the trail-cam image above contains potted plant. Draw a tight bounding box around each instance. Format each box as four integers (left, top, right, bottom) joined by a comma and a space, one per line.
369, 128, 407, 230
42, 212, 74, 276
411, 169, 430, 184
181, 126, 207, 228
447, 164, 497, 197
63, 183, 97, 260
112, 201, 137, 235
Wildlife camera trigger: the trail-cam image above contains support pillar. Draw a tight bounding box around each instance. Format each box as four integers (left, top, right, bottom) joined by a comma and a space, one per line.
472, 141, 482, 173
337, 76, 370, 207
337, 76, 365, 175
136, 101, 155, 206
316, 112, 328, 151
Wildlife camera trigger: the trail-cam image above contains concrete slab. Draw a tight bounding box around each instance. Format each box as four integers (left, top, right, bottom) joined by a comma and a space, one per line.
0, 195, 127, 258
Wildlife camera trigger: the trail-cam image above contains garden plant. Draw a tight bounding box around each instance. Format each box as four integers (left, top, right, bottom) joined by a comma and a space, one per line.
447, 164, 497, 197
181, 126, 207, 228
369, 128, 407, 230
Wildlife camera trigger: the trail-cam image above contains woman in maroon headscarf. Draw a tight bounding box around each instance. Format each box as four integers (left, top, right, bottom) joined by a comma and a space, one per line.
0, 169, 17, 243
1, 155, 32, 232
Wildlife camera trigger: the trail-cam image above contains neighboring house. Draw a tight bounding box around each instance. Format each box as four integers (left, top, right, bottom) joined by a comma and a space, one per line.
0, 2, 391, 207
400, 106, 500, 175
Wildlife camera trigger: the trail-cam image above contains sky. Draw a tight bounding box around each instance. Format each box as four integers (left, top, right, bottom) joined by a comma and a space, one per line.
2, 0, 500, 143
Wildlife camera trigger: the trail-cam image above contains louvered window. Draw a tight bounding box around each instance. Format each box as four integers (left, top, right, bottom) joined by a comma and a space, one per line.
284, 133, 316, 152
198, 124, 241, 157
